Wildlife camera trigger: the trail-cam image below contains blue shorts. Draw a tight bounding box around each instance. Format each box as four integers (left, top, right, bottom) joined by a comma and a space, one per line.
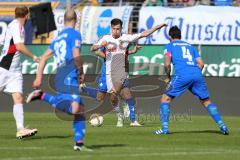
165, 74, 209, 100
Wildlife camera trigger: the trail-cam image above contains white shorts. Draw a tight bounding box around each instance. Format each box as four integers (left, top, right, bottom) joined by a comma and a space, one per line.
0, 67, 23, 94
106, 72, 128, 93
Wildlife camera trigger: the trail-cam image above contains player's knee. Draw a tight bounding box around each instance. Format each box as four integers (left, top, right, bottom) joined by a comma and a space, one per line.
161, 94, 171, 103
12, 93, 23, 104
110, 94, 118, 106
200, 99, 211, 107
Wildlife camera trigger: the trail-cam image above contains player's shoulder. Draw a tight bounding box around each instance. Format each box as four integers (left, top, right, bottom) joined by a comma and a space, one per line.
99, 34, 111, 40
8, 19, 20, 28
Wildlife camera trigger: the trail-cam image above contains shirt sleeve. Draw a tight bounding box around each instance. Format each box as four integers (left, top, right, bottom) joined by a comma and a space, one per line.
125, 33, 141, 42
71, 31, 82, 49
96, 36, 106, 46
12, 24, 24, 44
164, 44, 172, 57
49, 41, 54, 51
193, 47, 200, 60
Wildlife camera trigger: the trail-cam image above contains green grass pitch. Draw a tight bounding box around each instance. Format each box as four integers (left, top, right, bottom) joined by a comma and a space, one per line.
0, 113, 239, 160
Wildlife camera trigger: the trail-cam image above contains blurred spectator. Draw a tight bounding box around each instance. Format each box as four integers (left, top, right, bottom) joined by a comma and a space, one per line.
143, 0, 163, 6
200, 0, 211, 5
213, 0, 233, 5
233, 0, 240, 5
164, 0, 196, 6
166, 0, 184, 7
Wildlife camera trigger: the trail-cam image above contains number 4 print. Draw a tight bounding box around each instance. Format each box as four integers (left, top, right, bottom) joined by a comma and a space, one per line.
181, 46, 192, 62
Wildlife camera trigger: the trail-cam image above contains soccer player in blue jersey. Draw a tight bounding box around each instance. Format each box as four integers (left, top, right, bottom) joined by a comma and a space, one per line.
154, 26, 229, 135
26, 9, 92, 151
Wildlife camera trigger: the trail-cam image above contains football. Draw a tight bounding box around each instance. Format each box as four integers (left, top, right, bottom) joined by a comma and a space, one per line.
89, 114, 104, 127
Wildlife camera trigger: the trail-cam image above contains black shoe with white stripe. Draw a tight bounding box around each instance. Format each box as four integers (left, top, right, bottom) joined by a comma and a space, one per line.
26, 89, 43, 103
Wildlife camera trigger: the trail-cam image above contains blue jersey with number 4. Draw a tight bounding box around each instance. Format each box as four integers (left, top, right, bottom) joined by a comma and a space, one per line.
49, 27, 82, 94
164, 40, 201, 76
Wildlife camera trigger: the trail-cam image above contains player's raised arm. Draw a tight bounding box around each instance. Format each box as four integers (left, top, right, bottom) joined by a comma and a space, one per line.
128, 45, 142, 55
33, 49, 53, 88
139, 23, 167, 39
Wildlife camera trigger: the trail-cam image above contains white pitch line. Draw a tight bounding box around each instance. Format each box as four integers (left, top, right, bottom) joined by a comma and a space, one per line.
0, 147, 46, 150
1, 150, 239, 160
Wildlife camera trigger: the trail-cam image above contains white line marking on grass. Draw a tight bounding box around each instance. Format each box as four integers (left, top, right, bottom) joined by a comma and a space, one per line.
1, 150, 239, 160
0, 147, 46, 150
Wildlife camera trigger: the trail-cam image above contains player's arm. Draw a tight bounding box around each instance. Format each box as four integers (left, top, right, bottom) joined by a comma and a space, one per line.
95, 49, 106, 58
196, 58, 204, 70
128, 45, 142, 55
13, 26, 40, 62
15, 43, 39, 62
139, 23, 167, 39
73, 47, 85, 83
193, 47, 204, 70
164, 54, 172, 82
91, 40, 107, 52
33, 49, 53, 88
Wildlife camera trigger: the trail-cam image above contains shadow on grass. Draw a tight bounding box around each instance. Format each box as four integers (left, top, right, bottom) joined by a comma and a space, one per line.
88, 144, 127, 149
170, 130, 221, 135
20, 135, 72, 141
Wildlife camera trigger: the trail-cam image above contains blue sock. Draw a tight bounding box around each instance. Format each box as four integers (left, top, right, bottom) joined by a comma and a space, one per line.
73, 114, 86, 143
126, 98, 136, 123
42, 93, 72, 114
82, 86, 98, 99
206, 103, 225, 128
160, 103, 170, 131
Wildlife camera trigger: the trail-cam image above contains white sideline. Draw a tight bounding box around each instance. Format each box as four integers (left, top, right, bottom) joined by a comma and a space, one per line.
0, 150, 239, 160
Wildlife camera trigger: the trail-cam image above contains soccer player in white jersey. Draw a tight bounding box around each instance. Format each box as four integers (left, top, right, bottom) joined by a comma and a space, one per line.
91, 18, 167, 126
0, 6, 39, 139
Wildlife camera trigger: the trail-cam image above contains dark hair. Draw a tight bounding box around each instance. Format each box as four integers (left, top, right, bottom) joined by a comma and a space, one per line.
15, 6, 29, 18
111, 18, 122, 27
169, 26, 181, 39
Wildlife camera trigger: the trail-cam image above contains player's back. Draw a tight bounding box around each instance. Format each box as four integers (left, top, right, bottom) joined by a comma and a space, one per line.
51, 28, 81, 66
165, 40, 201, 76
50, 27, 82, 94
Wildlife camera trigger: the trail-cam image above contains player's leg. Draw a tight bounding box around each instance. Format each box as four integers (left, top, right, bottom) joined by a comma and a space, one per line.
154, 94, 172, 135
121, 87, 142, 126
154, 76, 190, 135
4, 71, 38, 139
201, 99, 228, 135
12, 92, 38, 139
26, 90, 77, 114
79, 84, 98, 99
190, 77, 229, 135
71, 101, 92, 151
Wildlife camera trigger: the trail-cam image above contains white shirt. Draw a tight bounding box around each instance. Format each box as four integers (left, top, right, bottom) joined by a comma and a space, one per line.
0, 19, 25, 72
96, 33, 141, 76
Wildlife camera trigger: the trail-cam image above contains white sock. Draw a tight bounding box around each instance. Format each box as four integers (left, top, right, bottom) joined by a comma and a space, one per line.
113, 102, 123, 120
13, 104, 24, 131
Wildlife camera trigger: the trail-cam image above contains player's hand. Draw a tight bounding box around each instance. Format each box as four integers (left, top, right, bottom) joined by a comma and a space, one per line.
158, 23, 167, 29
135, 45, 142, 51
33, 78, 41, 89
100, 40, 107, 47
164, 78, 171, 84
79, 74, 85, 84
33, 56, 41, 63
